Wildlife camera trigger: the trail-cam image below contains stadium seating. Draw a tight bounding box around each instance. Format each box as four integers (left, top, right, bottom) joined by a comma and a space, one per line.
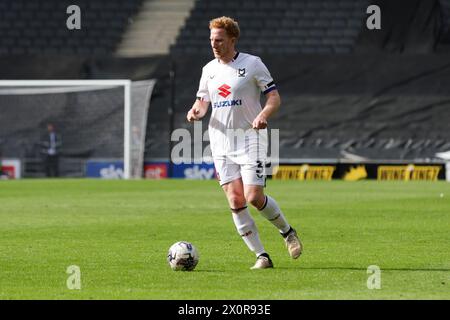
270, 95, 450, 160
440, 0, 450, 30
171, 0, 369, 55
438, 0, 450, 50
1, 0, 450, 176
0, 0, 143, 55
141, 51, 450, 162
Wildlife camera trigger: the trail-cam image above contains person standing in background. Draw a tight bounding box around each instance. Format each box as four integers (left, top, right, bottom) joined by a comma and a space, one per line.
41, 123, 62, 177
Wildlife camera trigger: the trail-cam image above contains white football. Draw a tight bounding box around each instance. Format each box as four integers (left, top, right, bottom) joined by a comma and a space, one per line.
167, 241, 199, 271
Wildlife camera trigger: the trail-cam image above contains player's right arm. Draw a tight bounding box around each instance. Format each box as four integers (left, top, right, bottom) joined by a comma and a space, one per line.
188, 64, 211, 122
187, 98, 210, 122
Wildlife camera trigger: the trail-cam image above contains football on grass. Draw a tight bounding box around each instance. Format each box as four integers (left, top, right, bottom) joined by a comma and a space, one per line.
167, 241, 199, 271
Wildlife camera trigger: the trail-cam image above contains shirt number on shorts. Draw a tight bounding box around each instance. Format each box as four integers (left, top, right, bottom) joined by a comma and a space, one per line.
256, 161, 264, 179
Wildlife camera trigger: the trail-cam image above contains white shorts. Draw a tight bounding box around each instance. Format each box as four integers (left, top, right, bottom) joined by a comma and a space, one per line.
213, 155, 266, 186
211, 129, 268, 186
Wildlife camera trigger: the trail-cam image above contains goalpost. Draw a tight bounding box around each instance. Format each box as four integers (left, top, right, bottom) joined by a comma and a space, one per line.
0, 79, 155, 179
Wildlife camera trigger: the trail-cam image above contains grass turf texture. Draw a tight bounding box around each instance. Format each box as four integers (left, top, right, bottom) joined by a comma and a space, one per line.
0, 179, 449, 300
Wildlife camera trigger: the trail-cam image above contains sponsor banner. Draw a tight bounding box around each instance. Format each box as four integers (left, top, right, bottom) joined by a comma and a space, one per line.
336, 164, 371, 181
273, 165, 335, 181
144, 163, 168, 179
272, 163, 445, 181
171, 163, 216, 180
86, 160, 124, 179
0, 159, 21, 179
83, 160, 445, 181
376, 164, 442, 181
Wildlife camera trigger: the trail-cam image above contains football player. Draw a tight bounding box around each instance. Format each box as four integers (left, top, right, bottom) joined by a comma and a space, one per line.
187, 16, 302, 269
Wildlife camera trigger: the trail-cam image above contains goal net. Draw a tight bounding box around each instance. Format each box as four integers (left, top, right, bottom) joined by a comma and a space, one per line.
0, 80, 156, 179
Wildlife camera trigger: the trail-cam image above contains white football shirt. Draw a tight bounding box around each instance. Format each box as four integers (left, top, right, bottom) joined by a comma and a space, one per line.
196, 52, 276, 157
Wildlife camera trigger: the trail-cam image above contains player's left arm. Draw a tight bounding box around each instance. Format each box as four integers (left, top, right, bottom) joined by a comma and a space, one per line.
252, 90, 281, 129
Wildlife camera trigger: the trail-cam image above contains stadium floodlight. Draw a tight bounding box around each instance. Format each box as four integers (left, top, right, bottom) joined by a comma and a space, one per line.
0, 80, 155, 179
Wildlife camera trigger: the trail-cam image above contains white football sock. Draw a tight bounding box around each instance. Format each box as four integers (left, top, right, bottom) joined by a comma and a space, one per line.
232, 207, 266, 257
258, 195, 291, 234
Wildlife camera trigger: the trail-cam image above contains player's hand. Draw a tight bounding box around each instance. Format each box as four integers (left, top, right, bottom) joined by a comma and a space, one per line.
252, 114, 268, 129
187, 108, 201, 122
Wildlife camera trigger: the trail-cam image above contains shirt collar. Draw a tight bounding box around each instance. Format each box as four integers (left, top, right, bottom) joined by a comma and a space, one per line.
217, 51, 240, 64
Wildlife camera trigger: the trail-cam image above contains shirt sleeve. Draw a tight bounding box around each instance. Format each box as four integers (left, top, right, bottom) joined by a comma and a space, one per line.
196, 66, 211, 102
253, 57, 277, 95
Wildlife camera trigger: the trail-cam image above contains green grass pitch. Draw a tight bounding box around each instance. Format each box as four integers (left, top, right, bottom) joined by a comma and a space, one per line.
0, 179, 449, 299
